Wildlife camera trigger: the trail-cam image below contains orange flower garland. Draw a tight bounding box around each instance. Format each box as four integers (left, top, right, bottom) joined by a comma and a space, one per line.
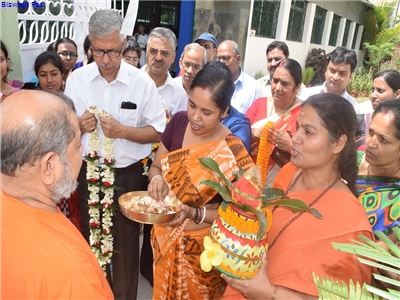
256, 121, 275, 187
218, 205, 273, 235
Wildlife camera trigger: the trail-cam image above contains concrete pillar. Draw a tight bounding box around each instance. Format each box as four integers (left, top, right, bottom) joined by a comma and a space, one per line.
0, 5, 23, 80
276, 0, 292, 41
321, 11, 334, 49
336, 17, 346, 46
302, 2, 316, 46
347, 21, 356, 49
355, 25, 364, 51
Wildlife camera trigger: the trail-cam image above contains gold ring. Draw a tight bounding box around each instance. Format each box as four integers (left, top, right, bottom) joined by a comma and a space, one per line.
91, 127, 95, 131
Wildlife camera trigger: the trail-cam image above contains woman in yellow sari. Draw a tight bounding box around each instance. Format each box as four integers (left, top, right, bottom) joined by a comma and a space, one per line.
147, 61, 254, 300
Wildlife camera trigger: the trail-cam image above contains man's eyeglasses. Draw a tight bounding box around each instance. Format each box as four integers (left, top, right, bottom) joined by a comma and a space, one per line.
58, 51, 78, 59
148, 48, 171, 58
182, 60, 202, 72
91, 43, 124, 58
215, 54, 237, 63
123, 56, 139, 62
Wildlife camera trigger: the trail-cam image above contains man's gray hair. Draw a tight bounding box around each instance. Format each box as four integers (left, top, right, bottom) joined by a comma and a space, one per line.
89, 9, 125, 42
148, 27, 177, 51
180, 43, 207, 66
224, 40, 240, 55
1, 95, 76, 176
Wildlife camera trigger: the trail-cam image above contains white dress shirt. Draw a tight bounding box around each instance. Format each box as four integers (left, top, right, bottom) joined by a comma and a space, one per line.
65, 61, 166, 168
303, 82, 361, 113
231, 68, 262, 114
142, 66, 188, 116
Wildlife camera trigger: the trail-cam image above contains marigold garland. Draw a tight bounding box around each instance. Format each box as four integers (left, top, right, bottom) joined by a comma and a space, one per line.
86, 108, 115, 275
256, 121, 274, 187
218, 205, 273, 235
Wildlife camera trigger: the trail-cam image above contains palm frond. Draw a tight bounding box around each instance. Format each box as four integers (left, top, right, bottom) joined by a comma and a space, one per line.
376, 24, 400, 46
314, 228, 400, 299
313, 273, 378, 300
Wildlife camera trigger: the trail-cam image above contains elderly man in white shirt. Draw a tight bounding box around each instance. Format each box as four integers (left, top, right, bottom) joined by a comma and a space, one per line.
216, 40, 262, 114
302, 46, 361, 113
174, 43, 206, 98
142, 27, 187, 117
64, 10, 165, 300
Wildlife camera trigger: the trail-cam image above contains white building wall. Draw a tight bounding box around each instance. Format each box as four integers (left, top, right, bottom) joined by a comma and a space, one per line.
243, 0, 367, 78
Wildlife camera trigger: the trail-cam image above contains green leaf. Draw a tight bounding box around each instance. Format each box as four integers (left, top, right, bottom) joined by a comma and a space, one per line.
221, 201, 229, 211
375, 231, 400, 258
232, 168, 246, 181
198, 158, 232, 189
266, 199, 323, 219
199, 179, 232, 203
261, 188, 286, 201
238, 204, 267, 242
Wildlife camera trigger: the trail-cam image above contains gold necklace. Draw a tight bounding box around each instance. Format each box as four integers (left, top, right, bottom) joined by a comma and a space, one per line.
269, 97, 297, 117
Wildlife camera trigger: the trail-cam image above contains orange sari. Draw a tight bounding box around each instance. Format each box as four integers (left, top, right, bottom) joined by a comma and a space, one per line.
152, 135, 254, 300
223, 163, 373, 299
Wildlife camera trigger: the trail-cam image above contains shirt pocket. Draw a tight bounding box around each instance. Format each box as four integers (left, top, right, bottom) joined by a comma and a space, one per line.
119, 108, 140, 128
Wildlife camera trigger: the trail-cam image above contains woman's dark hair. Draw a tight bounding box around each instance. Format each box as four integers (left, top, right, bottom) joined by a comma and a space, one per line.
47, 41, 57, 52
276, 58, 302, 88
302, 93, 358, 196
373, 99, 400, 139
83, 35, 91, 55
34, 51, 64, 76
266, 41, 289, 57
123, 37, 142, 68
1, 40, 12, 73
190, 60, 234, 113
54, 37, 78, 54
373, 70, 400, 93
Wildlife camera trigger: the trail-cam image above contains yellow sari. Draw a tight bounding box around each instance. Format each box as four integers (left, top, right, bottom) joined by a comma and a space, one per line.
152, 135, 253, 300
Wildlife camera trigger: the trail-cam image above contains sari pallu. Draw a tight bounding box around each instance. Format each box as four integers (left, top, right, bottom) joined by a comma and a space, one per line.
152, 135, 254, 300
356, 175, 400, 235
250, 102, 302, 187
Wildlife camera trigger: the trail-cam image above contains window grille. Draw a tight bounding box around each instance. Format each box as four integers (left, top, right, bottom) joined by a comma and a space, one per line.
329, 14, 341, 46
251, 0, 280, 38
342, 19, 351, 46
310, 6, 327, 44
352, 23, 359, 49
286, 0, 307, 42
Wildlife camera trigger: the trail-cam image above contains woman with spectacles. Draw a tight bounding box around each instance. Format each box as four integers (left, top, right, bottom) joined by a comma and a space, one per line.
55, 38, 78, 88
122, 37, 141, 68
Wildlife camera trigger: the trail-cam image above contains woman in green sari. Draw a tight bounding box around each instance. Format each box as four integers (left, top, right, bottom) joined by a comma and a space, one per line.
357, 99, 400, 236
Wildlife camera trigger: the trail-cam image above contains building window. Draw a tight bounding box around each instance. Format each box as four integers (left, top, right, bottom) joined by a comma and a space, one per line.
251, 0, 280, 38
286, 0, 307, 42
310, 6, 327, 44
352, 23, 359, 49
342, 19, 351, 46
329, 14, 341, 46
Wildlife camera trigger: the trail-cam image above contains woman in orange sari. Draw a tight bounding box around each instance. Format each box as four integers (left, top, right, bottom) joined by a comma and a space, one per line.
246, 59, 303, 187
147, 61, 254, 300
222, 94, 373, 299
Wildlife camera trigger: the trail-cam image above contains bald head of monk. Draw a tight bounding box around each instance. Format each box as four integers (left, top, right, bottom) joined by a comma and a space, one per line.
1, 90, 83, 211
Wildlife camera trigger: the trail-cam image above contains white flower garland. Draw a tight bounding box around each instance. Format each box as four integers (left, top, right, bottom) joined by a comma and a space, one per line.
86, 108, 115, 275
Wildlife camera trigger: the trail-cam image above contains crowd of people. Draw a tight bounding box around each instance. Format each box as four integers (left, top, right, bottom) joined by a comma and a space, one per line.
1, 8, 399, 300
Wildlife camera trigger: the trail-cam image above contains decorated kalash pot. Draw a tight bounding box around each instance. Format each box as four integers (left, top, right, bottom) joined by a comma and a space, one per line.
198, 121, 321, 279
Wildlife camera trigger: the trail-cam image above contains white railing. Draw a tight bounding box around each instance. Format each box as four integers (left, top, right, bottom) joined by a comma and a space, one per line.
17, 0, 114, 80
